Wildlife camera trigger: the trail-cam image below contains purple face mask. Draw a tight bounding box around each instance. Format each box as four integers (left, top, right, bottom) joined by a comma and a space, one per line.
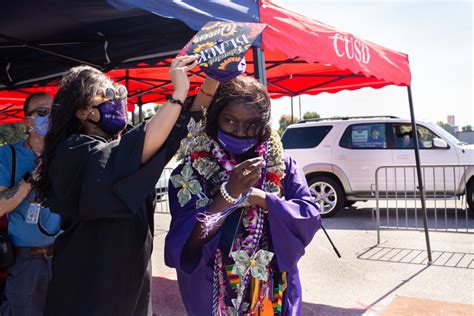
217, 129, 258, 155
91, 99, 128, 135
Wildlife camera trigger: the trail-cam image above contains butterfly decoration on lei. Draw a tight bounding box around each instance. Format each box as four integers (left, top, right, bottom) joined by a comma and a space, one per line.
169, 164, 203, 207
231, 250, 274, 281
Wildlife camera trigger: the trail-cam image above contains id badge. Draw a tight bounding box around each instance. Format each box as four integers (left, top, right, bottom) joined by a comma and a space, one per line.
25, 203, 41, 224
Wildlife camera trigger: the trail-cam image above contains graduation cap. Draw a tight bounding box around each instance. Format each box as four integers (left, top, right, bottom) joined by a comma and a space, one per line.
179, 21, 267, 81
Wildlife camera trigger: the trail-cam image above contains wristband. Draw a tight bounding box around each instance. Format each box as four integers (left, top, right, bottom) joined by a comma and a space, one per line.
166, 95, 184, 107
199, 88, 215, 98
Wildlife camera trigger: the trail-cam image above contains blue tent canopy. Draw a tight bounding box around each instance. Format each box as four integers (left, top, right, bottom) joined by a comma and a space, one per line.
0, 1, 198, 89
107, 0, 259, 30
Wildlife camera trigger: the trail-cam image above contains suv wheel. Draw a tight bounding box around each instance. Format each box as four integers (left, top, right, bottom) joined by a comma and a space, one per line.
308, 176, 345, 217
467, 180, 474, 213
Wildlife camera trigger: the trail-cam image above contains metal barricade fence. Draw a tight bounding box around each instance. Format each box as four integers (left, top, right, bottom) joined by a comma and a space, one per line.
375, 164, 474, 244
155, 167, 174, 214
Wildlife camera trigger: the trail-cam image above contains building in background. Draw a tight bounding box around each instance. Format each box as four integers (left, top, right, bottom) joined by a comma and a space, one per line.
445, 115, 458, 135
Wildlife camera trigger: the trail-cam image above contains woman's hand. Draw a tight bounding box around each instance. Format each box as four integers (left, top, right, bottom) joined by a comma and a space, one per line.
169, 55, 199, 103
186, 158, 265, 248
247, 188, 268, 209
141, 55, 198, 164
226, 157, 265, 197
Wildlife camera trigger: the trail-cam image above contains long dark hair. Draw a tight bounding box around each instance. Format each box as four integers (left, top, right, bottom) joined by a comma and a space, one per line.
35, 65, 112, 202
206, 75, 272, 144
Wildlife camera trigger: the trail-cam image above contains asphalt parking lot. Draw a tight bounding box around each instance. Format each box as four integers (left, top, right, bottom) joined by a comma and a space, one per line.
150, 201, 474, 315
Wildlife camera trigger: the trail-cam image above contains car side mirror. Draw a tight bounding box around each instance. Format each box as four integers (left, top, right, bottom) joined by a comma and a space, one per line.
432, 137, 448, 148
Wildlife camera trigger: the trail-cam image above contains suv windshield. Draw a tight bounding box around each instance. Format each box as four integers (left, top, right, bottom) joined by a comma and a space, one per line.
282, 125, 333, 149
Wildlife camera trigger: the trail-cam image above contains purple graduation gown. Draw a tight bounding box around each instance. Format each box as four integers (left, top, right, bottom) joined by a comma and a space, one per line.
165, 156, 321, 315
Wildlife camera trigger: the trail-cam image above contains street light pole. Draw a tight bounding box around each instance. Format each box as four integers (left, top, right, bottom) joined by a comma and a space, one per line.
299, 95, 302, 120
291, 97, 294, 123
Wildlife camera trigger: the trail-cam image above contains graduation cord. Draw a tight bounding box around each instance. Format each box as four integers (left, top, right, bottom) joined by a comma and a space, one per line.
196, 191, 250, 239
211, 249, 222, 316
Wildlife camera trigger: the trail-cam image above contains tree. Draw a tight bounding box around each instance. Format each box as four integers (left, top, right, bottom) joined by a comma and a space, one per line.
0, 123, 26, 145
278, 114, 294, 135
461, 125, 472, 132
303, 111, 320, 120
436, 121, 456, 136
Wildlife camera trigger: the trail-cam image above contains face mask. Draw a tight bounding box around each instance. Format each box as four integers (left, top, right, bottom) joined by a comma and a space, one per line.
217, 129, 258, 155
33, 114, 50, 137
91, 99, 128, 135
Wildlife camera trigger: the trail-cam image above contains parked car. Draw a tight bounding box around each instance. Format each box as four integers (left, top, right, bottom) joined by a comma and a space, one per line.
282, 116, 474, 217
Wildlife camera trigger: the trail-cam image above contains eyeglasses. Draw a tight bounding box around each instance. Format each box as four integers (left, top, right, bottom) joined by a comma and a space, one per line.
100, 84, 127, 101
26, 107, 50, 117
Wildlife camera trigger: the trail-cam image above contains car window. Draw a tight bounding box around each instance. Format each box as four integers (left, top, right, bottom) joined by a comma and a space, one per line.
282, 125, 333, 149
340, 123, 387, 149
391, 124, 439, 149
417, 126, 436, 148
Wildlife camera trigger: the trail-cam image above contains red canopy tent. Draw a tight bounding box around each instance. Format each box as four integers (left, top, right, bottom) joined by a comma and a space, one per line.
0, 0, 432, 262
0, 0, 410, 124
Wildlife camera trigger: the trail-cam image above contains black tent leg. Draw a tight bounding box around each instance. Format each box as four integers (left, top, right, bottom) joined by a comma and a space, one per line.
321, 225, 341, 258
138, 95, 143, 123
252, 46, 267, 86
407, 86, 432, 264
125, 69, 130, 92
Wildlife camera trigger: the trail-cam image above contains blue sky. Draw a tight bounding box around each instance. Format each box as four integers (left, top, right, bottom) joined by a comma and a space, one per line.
271, 0, 473, 129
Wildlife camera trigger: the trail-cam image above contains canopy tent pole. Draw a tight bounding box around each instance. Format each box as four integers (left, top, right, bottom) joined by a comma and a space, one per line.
252, 1, 266, 87
125, 70, 130, 91
126, 69, 135, 125
407, 86, 432, 264
138, 95, 143, 123
131, 109, 136, 126
252, 46, 267, 86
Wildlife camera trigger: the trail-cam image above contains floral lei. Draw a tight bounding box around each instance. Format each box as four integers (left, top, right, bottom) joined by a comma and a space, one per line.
172, 117, 286, 315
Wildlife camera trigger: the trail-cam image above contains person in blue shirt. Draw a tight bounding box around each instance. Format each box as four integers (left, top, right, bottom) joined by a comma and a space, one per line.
0, 92, 61, 316
367, 125, 385, 148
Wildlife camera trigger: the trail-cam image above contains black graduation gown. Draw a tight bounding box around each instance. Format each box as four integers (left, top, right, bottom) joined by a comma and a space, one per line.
44, 108, 200, 316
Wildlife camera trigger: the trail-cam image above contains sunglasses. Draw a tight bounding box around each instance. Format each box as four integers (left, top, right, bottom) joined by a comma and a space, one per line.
26, 107, 50, 117
100, 84, 127, 101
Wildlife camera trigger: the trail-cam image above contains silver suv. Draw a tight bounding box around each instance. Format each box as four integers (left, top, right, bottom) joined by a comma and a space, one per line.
282, 116, 474, 217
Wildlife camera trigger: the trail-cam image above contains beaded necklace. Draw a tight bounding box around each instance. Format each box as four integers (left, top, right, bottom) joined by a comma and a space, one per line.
175, 117, 286, 314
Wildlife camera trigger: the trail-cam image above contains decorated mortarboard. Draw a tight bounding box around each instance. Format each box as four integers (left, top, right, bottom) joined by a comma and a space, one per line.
179, 21, 267, 82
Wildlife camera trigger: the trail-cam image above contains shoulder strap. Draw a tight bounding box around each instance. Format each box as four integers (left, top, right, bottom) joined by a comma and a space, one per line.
8, 145, 16, 188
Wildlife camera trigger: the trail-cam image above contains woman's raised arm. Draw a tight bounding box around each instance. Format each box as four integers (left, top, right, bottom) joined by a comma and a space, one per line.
141, 55, 198, 163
